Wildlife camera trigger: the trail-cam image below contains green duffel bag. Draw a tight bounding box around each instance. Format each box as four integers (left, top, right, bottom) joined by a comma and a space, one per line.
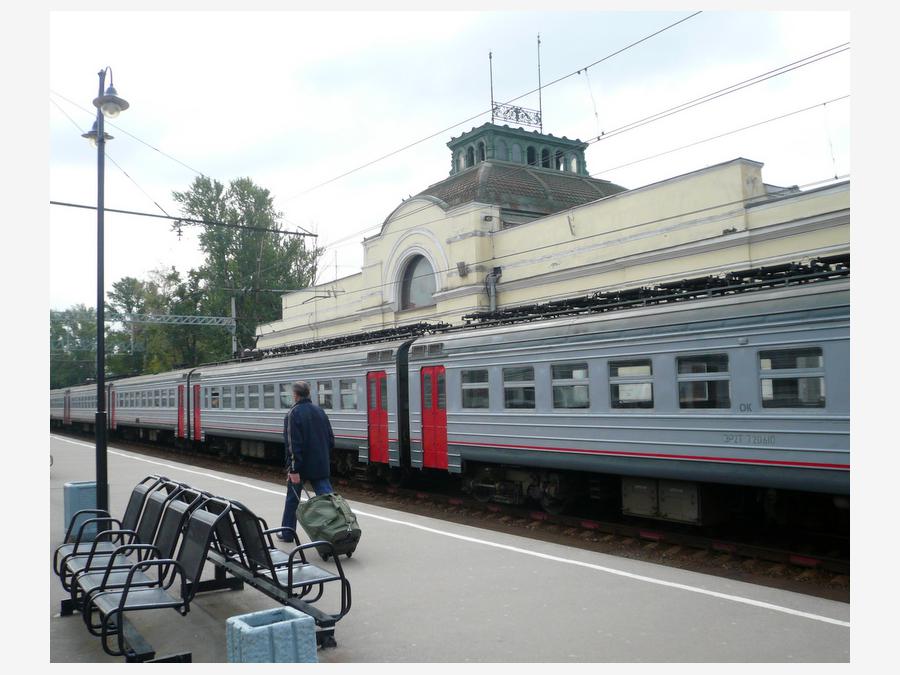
296, 491, 361, 561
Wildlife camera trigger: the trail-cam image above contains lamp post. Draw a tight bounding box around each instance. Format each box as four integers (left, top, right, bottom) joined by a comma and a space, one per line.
81, 67, 129, 512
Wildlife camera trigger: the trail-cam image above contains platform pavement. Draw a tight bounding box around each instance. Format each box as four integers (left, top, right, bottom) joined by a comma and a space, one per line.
49, 434, 850, 662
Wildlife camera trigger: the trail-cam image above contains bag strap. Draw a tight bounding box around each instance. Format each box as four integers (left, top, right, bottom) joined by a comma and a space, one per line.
290, 482, 313, 502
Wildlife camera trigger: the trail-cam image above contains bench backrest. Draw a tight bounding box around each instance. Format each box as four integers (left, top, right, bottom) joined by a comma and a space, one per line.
134, 483, 177, 544
120, 475, 166, 532
175, 498, 231, 598
153, 488, 203, 559
205, 496, 244, 564
230, 501, 275, 574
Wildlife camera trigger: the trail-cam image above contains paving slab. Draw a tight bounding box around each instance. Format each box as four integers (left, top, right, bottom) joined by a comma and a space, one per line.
49, 434, 850, 662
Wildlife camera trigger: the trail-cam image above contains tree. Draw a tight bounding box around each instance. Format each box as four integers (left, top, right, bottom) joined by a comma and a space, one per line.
172, 176, 321, 353
50, 306, 98, 388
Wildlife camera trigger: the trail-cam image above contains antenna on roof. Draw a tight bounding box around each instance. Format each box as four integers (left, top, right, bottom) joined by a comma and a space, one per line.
489, 51, 495, 125
488, 47, 543, 130
537, 33, 543, 133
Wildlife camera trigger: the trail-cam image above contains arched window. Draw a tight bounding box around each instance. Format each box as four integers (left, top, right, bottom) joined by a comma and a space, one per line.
555, 150, 564, 170
511, 143, 522, 163
465, 146, 475, 168
526, 146, 537, 165
457, 152, 465, 172
570, 155, 579, 173
400, 255, 437, 310
477, 141, 486, 162
541, 148, 551, 168
495, 139, 508, 161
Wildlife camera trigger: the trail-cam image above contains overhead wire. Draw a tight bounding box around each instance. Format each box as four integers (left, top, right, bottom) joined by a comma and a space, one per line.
590, 95, 850, 176
311, 43, 851, 259
49, 89, 317, 237
280, 11, 704, 202
584, 43, 849, 146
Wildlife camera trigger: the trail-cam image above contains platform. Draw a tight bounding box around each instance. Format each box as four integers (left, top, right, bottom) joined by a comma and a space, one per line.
49, 434, 850, 662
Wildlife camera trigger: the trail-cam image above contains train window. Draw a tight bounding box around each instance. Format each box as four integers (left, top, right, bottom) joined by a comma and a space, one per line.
759, 347, 825, 408
263, 383, 275, 409
423, 373, 432, 410
609, 359, 653, 409
169, 388, 176, 407
677, 354, 731, 409
552, 363, 590, 409
234, 385, 245, 408
222, 386, 232, 409
369, 379, 377, 410
461, 369, 490, 409
381, 377, 388, 412
248, 384, 261, 409
211, 387, 221, 409
141, 391, 147, 407
340, 379, 358, 410
503, 366, 535, 409
280, 383, 293, 408
203, 388, 209, 409
437, 371, 446, 410
317, 381, 333, 409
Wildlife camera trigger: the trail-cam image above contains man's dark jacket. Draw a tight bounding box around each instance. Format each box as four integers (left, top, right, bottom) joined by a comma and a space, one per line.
283, 397, 334, 480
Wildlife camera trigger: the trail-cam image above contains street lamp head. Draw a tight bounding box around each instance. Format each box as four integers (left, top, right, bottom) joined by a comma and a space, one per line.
81, 120, 114, 147
93, 84, 129, 118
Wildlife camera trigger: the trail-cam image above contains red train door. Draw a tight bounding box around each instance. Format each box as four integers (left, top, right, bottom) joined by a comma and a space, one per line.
421, 366, 448, 469
366, 371, 389, 463
193, 383, 202, 441
177, 384, 185, 438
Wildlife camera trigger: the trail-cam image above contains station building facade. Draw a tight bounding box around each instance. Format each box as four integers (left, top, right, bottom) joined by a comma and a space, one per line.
256, 122, 850, 348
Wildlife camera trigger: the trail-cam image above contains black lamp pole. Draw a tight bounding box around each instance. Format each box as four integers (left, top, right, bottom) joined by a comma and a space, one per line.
84, 67, 129, 512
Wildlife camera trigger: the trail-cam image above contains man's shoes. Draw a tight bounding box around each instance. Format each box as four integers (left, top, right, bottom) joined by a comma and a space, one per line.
276, 534, 293, 543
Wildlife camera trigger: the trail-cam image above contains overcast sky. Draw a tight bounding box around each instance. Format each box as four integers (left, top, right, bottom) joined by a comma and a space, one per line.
48, 10, 850, 311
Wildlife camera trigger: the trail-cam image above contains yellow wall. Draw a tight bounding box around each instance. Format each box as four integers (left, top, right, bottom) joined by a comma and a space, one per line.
256, 159, 849, 348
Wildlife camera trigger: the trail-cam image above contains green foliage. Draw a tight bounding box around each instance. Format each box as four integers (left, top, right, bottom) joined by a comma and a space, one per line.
173, 176, 321, 353
50, 177, 322, 388
49, 306, 99, 388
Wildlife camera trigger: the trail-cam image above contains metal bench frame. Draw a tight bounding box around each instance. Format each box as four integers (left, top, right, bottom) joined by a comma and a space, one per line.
205, 497, 351, 649
78, 496, 233, 662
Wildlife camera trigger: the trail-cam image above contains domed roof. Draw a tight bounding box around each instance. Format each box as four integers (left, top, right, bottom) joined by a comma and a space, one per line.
412, 159, 626, 216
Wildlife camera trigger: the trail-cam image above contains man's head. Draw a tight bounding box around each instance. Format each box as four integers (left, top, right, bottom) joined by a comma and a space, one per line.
292, 380, 310, 403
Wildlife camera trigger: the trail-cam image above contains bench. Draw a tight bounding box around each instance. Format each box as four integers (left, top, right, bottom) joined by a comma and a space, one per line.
54, 476, 353, 661
53, 475, 167, 585
77, 495, 233, 661
205, 497, 352, 648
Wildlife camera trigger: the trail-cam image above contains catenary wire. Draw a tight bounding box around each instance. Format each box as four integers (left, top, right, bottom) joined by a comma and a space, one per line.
49, 89, 317, 237
312, 44, 850, 257
279, 12, 704, 202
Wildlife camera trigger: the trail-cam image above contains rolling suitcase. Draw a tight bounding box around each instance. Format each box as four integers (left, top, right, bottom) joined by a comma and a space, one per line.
295, 486, 361, 561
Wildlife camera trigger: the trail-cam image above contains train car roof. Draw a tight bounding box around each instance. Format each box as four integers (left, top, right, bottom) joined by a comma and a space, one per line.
411, 277, 849, 350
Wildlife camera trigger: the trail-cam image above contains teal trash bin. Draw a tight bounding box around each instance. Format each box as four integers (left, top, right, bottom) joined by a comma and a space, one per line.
226, 607, 318, 663
63, 481, 98, 543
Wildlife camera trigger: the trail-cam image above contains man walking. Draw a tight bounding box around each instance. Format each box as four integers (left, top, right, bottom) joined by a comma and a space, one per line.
279, 380, 335, 542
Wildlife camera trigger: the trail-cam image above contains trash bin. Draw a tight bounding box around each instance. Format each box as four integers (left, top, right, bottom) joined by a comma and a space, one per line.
226, 607, 318, 663
63, 481, 98, 542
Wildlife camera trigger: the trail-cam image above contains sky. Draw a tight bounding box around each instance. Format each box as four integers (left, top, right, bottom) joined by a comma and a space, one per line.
49, 10, 850, 312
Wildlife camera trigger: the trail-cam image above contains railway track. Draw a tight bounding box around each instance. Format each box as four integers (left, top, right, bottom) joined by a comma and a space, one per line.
52, 429, 850, 600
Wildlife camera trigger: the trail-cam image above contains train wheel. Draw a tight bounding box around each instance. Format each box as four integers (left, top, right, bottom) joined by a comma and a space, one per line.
540, 494, 572, 515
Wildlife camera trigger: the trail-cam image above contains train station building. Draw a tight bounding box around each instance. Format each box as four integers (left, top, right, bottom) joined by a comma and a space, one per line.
255, 122, 850, 348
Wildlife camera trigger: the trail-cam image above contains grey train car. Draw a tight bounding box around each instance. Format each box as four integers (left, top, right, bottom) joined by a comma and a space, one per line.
113, 370, 195, 439
192, 339, 411, 474
50, 273, 849, 524
407, 277, 849, 518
